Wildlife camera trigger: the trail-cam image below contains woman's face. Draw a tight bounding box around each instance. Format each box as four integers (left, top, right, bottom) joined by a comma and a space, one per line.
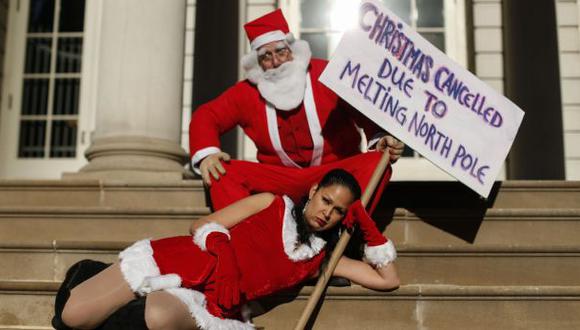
304, 184, 355, 232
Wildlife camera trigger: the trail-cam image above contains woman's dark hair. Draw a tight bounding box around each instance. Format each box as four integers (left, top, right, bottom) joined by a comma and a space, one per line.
318, 168, 362, 201
292, 169, 362, 250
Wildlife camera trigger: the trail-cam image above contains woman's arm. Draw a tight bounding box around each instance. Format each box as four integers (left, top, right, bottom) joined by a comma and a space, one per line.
334, 256, 400, 291
189, 192, 275, 235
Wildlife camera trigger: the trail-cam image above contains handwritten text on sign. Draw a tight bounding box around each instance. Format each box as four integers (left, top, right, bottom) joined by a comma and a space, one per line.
319, 0, 524, 198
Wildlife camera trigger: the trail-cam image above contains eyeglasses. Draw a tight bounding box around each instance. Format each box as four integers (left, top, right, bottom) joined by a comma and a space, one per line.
258, 46, 291, 63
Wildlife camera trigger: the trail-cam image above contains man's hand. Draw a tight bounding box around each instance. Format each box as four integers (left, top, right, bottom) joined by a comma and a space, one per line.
376, 135, 405, 163
200, 152, 231, 186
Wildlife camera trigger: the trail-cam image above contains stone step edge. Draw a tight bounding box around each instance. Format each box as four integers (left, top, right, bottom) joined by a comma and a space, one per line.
0, 206, 210, 216
0, 327, 52, 330
2, 206, 580, 219
1, 179, 579, 190
1, 179, 579, 189
0, 179, 204, 188
2, 280, 580, 298
2, 241, 580, 254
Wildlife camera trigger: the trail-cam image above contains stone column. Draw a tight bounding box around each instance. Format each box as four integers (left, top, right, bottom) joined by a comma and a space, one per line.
69, 0, 189, 181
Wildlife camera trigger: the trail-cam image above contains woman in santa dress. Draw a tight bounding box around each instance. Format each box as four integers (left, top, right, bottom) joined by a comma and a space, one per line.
56, 169, 399, 330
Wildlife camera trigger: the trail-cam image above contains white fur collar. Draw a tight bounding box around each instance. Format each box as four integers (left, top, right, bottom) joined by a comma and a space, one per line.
241, 39, 312, 111
281, 195, 326, 261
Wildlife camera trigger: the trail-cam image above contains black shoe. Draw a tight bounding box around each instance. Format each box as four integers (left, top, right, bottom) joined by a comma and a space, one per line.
52, 259, 110, 330
100, 297, 148, 330
303, 276, 351, 287
328, 276, 351, 287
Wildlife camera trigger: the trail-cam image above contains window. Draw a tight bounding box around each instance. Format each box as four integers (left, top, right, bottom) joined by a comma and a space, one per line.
299, 0, 446, 58
19, 0, 85, 158
299, 0, 448, 158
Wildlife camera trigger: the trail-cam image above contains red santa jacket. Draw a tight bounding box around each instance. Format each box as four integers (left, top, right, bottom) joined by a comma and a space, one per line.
189, 58, 382, 168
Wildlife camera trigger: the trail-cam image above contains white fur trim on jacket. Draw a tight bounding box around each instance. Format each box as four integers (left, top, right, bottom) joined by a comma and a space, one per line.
250, 30, 286, 50
119, 239, 182, 296
165, 288, 255, 330
193, 222, 231, 251
191, 146, 221, 175
363, 240, 397, 268
281, 195, 326, 261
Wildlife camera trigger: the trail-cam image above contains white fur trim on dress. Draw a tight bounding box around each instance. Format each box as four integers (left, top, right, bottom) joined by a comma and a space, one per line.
363, 240, 397, 269
191, 146, 221, 175
119, 239, 182, 296
193, 222, 231, 251
281, 195, 326, 261
145, 274, 182, 292
165, 288, 255, 330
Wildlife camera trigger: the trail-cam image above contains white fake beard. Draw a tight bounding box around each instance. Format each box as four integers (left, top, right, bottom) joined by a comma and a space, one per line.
257, 60, 307, 110
242, 39, 312, 111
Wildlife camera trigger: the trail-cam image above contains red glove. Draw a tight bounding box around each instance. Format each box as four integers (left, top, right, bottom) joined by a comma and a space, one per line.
344, 200, 396, 267
205, 232, 241, 310
344, 200, 387, 246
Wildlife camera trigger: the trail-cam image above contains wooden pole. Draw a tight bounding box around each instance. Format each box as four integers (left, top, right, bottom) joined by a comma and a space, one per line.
293, 151, 390, 330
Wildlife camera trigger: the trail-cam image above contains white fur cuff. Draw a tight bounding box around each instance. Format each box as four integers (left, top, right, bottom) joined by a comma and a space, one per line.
191, 146, 221, 175
193, 222, 230, 251
364, 240, 397, 268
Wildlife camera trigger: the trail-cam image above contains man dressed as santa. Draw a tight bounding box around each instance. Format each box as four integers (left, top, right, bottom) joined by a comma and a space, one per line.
189, 9, 404, 210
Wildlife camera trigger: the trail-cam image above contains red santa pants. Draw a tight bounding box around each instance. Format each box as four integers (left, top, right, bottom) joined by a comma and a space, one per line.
208, 151, 392, 212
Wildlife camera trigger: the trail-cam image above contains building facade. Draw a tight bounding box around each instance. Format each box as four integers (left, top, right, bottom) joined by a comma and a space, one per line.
0, 0, 578, 182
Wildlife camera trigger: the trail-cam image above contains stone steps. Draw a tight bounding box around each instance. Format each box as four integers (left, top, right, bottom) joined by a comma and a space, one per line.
2, 241, 579, 287
1, 179, 579, 329
0, 179, 206, 209
1, 206, 579, 246
255, 285, 580, 330
0, 207, 203, 243
379, 180, 580, 209
387, 207, 580, 246
2, 280, 579, 329
0, 280, 55, 329
1, 180, 580, 209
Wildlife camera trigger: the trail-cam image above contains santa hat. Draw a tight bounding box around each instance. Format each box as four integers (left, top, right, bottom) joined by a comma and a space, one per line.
244, 9, 294, 50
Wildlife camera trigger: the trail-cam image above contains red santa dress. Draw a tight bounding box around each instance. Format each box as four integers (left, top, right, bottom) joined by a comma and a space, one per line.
118, 195, 326, 330
189, 59, 392, 210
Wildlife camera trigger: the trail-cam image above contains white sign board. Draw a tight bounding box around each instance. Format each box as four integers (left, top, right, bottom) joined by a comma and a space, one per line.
320, 0, 524, 198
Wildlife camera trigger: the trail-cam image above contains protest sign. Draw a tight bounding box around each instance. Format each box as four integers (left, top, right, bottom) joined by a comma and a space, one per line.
319, 0, 524, 198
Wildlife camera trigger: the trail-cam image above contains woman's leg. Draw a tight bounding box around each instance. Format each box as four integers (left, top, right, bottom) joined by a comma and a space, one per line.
61, 262, 136, 329
53, 259, 110, 329
145, 291, 199, 330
